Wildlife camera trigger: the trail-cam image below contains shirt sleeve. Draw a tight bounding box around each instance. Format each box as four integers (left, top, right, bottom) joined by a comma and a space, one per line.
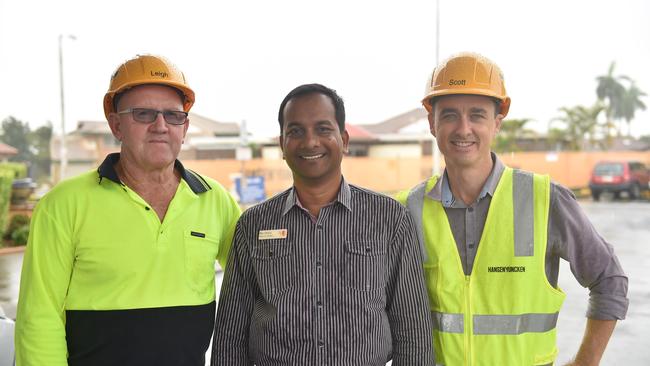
216, 191, 242, 270
15, 204, 75, 366
385, 208, 435, 365
211, 219, 255, 366
547, 183, 629, 320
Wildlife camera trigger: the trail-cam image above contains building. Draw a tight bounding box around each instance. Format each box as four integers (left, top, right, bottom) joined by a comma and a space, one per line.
50, 113, 248, 181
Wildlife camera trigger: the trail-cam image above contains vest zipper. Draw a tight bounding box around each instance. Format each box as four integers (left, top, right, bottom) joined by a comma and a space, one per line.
465, 275, 472, 366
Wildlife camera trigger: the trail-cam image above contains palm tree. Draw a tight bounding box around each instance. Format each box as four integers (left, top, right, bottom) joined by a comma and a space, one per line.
616, 82, 647, 136
596, 62, 626, 136
493, 118, 536, 152
550, 103, 605, 151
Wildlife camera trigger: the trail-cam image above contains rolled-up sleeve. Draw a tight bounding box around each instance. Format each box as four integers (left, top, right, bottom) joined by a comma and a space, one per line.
548, 184, 629, 320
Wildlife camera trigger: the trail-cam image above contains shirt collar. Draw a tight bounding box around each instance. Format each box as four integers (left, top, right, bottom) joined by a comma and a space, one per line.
96, 153, 211, 194
282, 177, 352, 216
427, 152, 505, 207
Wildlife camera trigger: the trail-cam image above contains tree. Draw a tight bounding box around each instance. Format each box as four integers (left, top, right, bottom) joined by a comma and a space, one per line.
617, 82, 647, 136
493, 118, 536, 152
0, 116, 52, 181
596, 62, 647, 136
0, 116, 32, 162
29, 123, 53, 181
550, 103, 605, 151
596, 62, 626, 136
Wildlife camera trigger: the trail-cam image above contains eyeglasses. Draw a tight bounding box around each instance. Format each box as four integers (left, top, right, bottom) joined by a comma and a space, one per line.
117, 108, 188, 125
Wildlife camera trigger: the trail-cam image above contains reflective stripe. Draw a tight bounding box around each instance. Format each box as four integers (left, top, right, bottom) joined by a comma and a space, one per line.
407, 180, 428, 262
473, 312, 559, 335
513, 169, 534, 256
431, 311, 464, 333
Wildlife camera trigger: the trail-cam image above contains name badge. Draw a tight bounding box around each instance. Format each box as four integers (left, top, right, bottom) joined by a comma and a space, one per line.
258, 229, 288, 240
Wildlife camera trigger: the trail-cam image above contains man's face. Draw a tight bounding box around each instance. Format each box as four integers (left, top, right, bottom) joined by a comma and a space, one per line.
280, 93, 349, 186
429, 94, 503, 171
108, 85, 188, 171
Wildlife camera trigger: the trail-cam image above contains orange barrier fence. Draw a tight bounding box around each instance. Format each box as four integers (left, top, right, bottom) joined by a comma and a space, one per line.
184, 151, 650, 196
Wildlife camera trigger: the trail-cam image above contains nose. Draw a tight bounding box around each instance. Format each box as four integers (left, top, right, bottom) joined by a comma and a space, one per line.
149, 112, 169, 132
456, 114, 472, 135
302, 129, 320, 149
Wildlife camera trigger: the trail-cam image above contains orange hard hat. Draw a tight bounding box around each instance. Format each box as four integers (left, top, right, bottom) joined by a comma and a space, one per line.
103, 54, 195, 119
422, 52, 510, 117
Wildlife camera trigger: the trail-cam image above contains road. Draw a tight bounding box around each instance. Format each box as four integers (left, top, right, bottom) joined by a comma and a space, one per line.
1, 200, 649, 364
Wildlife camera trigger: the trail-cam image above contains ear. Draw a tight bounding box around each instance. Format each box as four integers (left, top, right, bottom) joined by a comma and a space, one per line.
107, 113, 123, 141
183, 117, 190, 138
427, 112, 437, 138
341, 129, 350, 154
494, 113, 504, 133
279, 134, 285, 160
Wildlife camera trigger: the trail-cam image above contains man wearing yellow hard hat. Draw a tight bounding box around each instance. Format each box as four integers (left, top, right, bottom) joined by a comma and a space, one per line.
15, 54, 241, 366
396, 52, 628, 366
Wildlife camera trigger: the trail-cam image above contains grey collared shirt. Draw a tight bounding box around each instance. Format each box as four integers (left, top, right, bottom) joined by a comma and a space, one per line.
428, 153, 629, 320
212, 179, 434, 366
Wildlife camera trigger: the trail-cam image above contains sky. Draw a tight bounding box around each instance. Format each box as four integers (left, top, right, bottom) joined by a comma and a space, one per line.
1, 0, 649, 139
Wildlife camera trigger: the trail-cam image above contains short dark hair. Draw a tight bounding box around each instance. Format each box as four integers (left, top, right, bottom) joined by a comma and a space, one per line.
277, 83, 345, 133
428, 95, 502, 117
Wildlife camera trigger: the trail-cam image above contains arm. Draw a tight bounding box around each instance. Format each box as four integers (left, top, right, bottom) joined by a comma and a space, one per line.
211, 219, 255, 366
563, 319, 616, 366
15, 205, 75, 366
548, 184, 628, 364
385, 209, 435, 366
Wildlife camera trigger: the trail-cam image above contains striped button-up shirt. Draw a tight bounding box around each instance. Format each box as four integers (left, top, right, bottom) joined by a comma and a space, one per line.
212, 179, 433, 365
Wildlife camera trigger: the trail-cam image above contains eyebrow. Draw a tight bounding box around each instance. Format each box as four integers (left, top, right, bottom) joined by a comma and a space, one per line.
469, 107, 489, 114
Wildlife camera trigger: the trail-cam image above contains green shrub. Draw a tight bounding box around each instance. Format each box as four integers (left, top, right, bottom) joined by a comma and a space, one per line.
0, 162, 27, 179
10, 225, 30, 246
4, 214, 30, 240
0, 170, 14, 238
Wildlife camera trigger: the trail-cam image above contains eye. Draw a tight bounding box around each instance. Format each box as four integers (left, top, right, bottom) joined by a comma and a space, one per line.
316, 126, 334, 134
440, 112, 458, 121
285, 128, 303, 137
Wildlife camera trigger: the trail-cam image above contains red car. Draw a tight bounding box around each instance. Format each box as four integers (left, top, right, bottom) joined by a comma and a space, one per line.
589, 161, 650, 200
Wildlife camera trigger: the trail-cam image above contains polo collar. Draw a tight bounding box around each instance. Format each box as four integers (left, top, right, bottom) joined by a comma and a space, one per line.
96, 153, 211, 194
427, 152, 505, 207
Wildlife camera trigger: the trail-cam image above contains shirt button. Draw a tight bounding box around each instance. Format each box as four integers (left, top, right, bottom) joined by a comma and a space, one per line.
365, 246, 371, 253
317, 300, 323, 306
468, 207, 474, 212
145, 207, 150, 211
316, 224, 323, 230
318, 341, 325, 348
316, 260, 322, 267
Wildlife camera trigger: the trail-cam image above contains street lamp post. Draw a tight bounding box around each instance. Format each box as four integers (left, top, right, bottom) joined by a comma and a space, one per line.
432, 0, 442, 176
58, 34, 76, 182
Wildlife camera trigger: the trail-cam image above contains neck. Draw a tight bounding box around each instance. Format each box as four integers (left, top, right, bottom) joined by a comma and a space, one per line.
293, 174, 342, 218
117, 157, 178, 187
444, 159, 494, 206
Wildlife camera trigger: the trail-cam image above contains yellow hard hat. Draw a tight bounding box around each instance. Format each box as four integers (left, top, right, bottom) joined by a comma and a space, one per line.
422, 52, 510, 117
103, 54, 195, 119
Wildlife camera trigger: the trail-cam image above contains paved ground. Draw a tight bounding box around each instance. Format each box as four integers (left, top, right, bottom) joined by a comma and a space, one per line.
2, 199, 649, 365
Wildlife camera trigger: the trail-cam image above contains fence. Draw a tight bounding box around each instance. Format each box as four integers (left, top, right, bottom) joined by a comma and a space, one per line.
183, 150, 650, 196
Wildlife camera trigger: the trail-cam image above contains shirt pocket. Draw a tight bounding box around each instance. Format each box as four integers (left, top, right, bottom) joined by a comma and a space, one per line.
250, 240, 296, 298
184, 231, 219, 297
344, 241, 387, 291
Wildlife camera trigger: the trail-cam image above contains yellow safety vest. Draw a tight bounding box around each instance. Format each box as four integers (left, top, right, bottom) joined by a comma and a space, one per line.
397, 168, 566, 366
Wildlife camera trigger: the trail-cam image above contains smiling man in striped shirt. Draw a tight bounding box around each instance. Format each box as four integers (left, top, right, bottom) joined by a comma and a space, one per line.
212, 83, 434, 365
